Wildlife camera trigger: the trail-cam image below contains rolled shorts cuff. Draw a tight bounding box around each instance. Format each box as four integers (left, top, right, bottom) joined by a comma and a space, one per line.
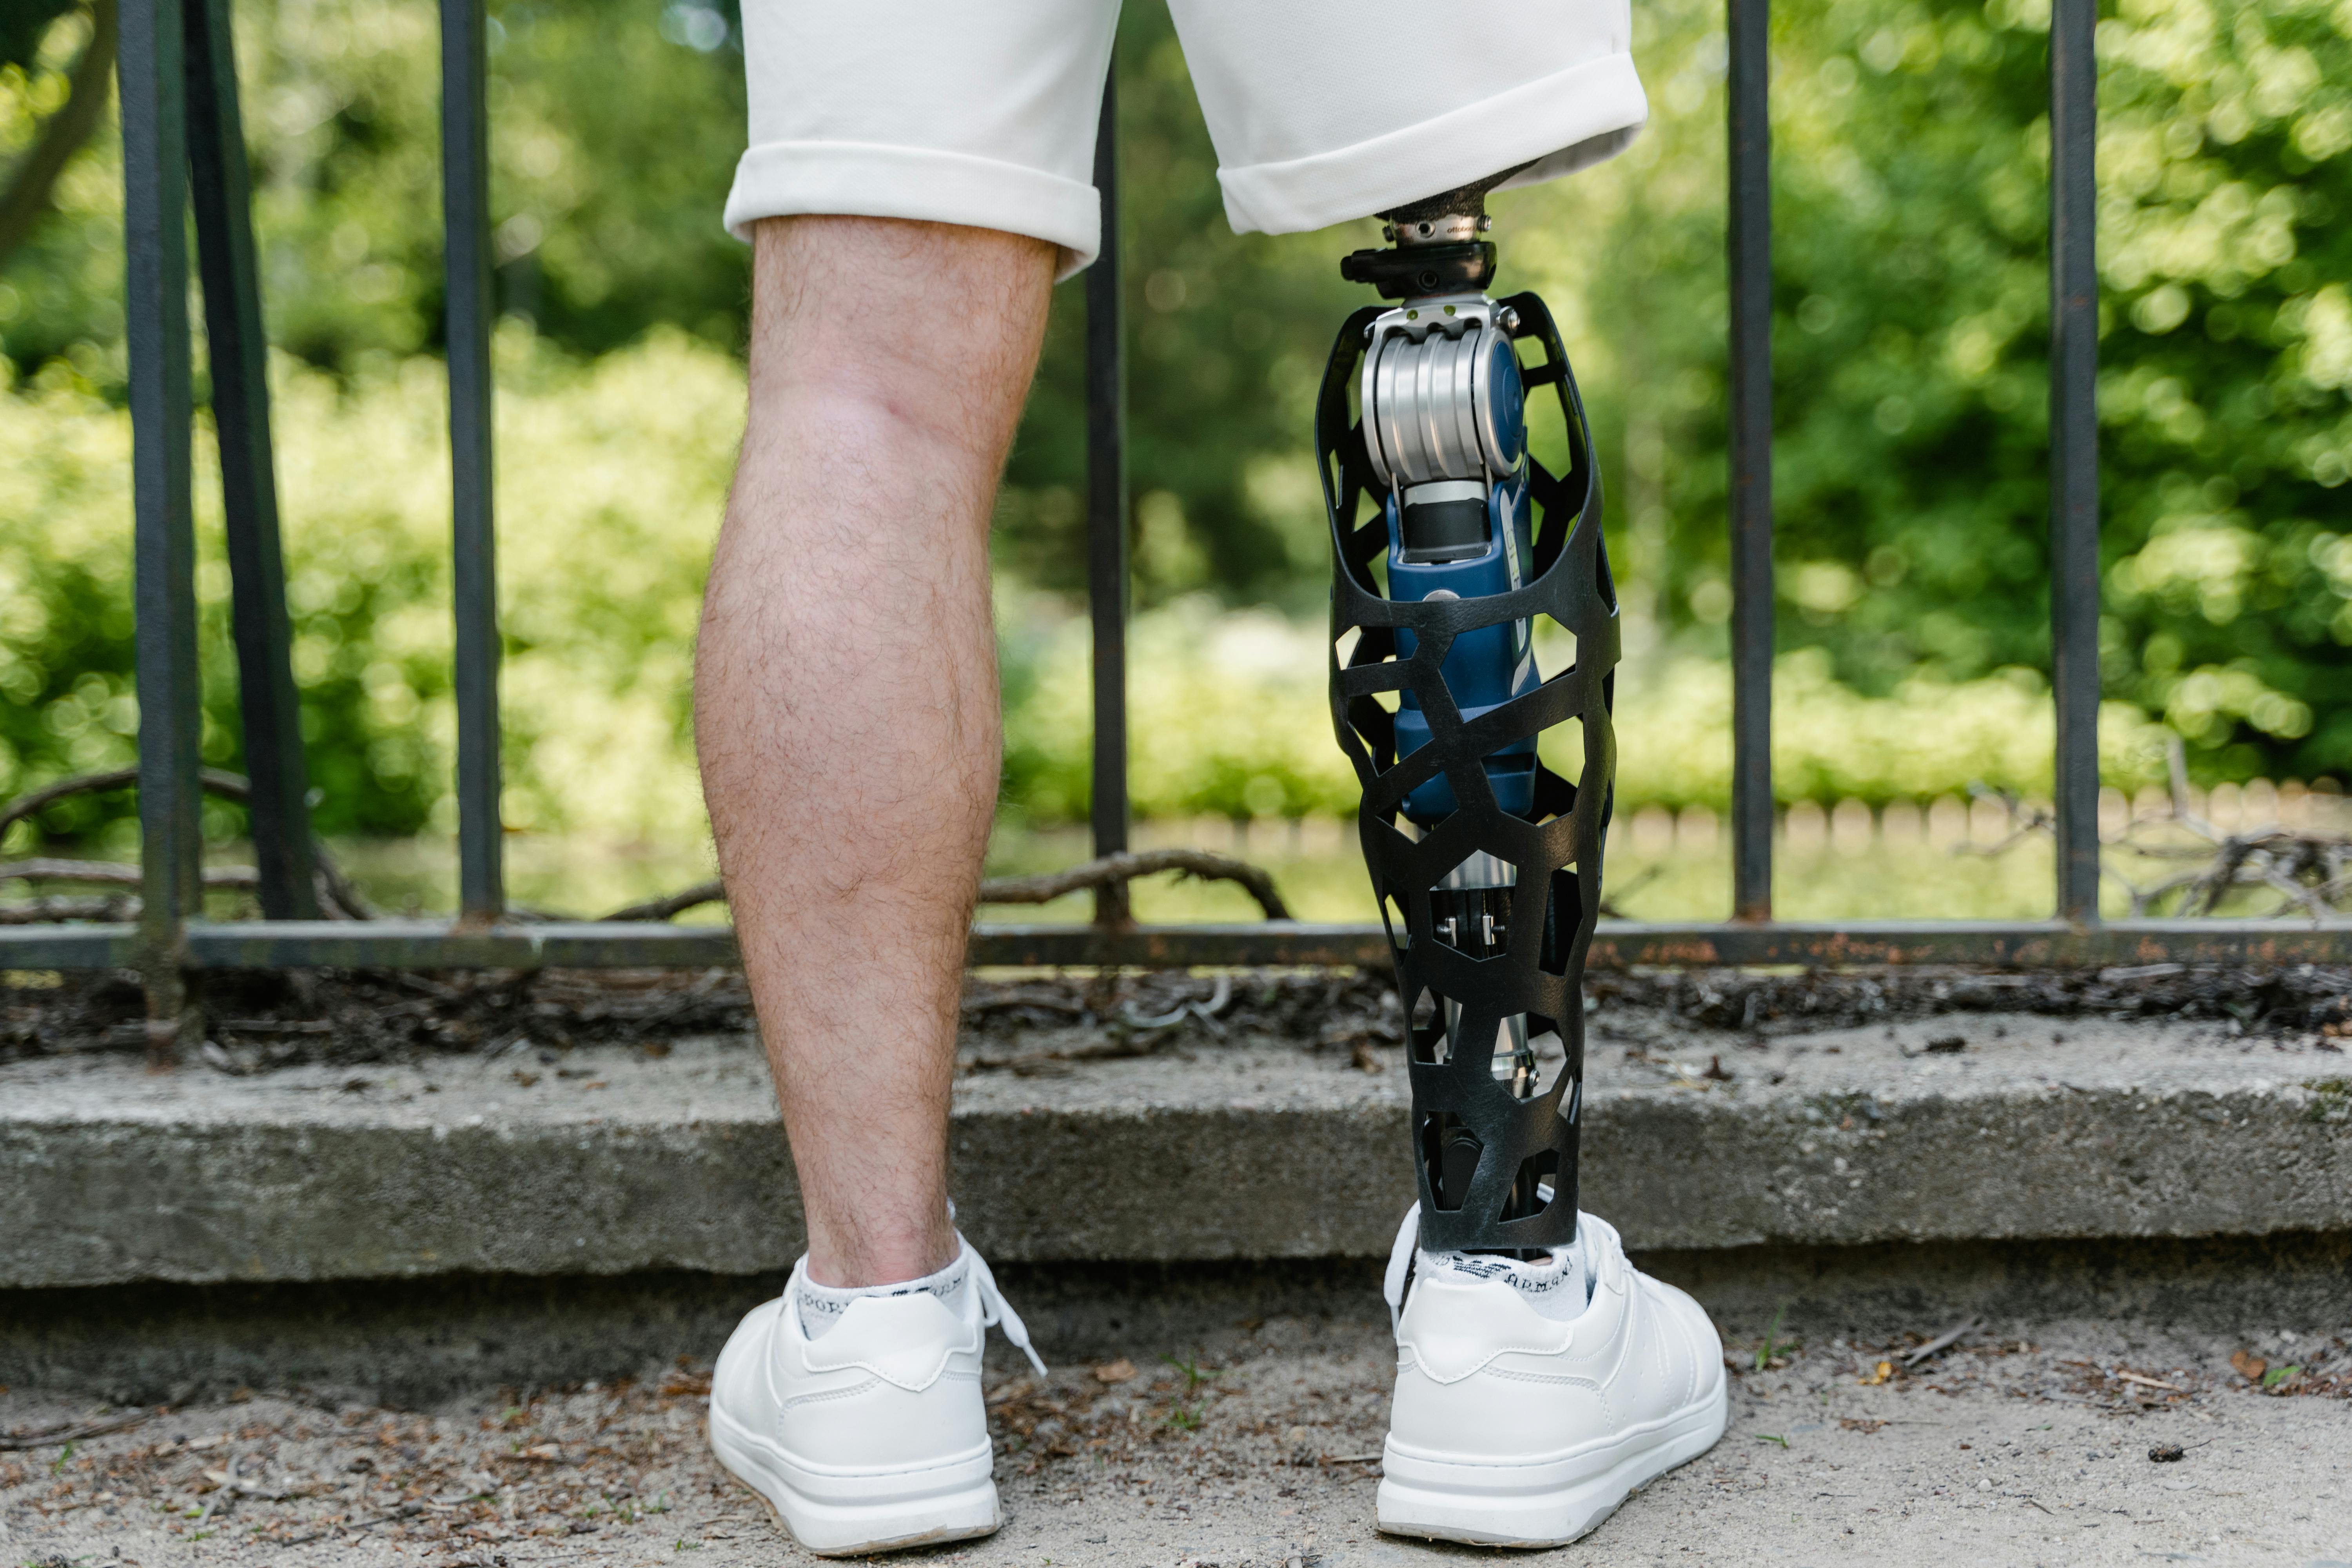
723, 141, 1102, 280
1214, 51, 1648, 237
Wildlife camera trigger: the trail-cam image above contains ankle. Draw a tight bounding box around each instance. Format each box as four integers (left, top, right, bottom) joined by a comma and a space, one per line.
804, 1225, 961, 1290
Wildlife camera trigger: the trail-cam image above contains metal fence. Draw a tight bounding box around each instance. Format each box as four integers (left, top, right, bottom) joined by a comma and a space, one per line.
9, 0, 2351, 1063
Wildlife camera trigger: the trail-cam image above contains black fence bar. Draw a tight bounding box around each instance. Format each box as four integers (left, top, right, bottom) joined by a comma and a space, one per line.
118, 0, 203, 1063
185, 0, 318, 920
1726, 0, 1775, 922
2049, 0, 2102, 925
1086, 76, 1132, 928
15, 918, 2352, 975
440, 0, 503, 923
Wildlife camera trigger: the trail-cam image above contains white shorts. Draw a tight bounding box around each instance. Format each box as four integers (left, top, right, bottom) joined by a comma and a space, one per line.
724, 0, 1646, 279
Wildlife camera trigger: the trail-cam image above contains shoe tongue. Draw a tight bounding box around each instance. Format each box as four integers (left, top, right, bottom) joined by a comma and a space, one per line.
1421, 1236, 1593, 1319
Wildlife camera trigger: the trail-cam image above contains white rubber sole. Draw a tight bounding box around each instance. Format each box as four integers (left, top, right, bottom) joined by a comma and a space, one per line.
706, 1403, 1001, 1558
1375, 1379, 1730, 1548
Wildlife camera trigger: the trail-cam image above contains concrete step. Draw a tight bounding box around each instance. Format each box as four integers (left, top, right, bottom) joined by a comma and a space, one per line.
6, 1000, 2348, 1291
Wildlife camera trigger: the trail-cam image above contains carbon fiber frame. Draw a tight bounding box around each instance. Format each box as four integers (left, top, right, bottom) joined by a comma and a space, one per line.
1318, 292, 1619, 1254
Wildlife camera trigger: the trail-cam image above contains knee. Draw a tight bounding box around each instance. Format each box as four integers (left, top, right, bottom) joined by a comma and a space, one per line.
744, 215, 1055, 459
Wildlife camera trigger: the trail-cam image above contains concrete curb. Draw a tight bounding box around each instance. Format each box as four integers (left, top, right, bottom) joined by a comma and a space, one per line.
6, 1009, 2349, 1289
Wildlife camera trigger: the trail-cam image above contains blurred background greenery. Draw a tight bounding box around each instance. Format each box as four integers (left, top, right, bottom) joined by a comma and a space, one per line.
3, 0, 2350, 921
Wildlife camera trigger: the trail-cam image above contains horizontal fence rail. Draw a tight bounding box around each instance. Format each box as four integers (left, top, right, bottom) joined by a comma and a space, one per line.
13, 920, 2352, 975
15, 0, 2350, 1053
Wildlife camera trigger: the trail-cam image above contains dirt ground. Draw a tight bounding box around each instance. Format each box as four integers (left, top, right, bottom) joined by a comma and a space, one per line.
11, 960, 2352, 1074
4, 1311, 2347, 1567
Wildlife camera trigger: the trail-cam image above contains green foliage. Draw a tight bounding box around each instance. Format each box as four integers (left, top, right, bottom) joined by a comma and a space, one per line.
1602, 0, 2352, 784
0, 331, 732, 848
1002, 595, 2172, 822
1016, 0, 2352, 778
1000, 597, 1359, 826
1, 332, 2183, 852
0, 0, 117, 368
0, 358, 140, 848
0, 0, 750, 379
1754, 1302, 1792, 1370
0, 0, 80, 74
5, 0, 2352, 855
1159, 1354, 1220, 1396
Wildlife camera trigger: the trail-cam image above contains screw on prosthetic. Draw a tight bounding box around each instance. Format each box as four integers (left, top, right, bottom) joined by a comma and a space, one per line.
1320, 183, 1619, 1255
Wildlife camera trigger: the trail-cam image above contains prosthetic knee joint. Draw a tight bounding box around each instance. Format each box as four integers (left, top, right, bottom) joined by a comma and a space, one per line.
1318, 181, 1618, 1254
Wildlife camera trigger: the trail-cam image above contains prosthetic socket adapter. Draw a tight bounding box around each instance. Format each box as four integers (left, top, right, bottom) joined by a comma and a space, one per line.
1319, 202, 1619, 1254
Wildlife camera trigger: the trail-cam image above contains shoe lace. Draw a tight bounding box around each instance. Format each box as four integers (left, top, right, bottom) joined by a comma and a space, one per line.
1382, 1202, 1421, 1339
964, 1235, 1049, 1377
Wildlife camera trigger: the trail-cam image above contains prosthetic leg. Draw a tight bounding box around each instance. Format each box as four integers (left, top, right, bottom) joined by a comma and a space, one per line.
1319, 180, 1618, 1255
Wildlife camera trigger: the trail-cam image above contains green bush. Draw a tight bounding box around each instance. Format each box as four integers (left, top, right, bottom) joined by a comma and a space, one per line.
0, 330, 733, 847
0, 329, 2186, 853
998, 599, 2177, 822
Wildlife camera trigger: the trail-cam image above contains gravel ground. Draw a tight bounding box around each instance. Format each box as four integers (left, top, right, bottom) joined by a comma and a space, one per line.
5, 1312, 2347, 1567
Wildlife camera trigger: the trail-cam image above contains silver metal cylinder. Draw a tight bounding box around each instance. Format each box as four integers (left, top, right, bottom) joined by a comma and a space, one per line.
1360, 313, 1526, 489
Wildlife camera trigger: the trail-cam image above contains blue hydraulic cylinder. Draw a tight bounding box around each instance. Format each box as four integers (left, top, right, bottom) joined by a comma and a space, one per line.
1388, 468, 1539, 825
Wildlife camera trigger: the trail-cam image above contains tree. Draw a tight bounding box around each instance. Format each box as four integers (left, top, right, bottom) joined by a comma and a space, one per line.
0, 0, 113, 270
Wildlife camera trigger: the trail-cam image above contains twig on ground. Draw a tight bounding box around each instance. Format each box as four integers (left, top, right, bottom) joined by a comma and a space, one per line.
1953, 785, 2055, 859
964, 1031, 1179, 1071
1901, 1317, 1981, 1367
1965, 735, 2352, 922
602, 848, 1294, 924
312, 846, 375, 920
0, 768, 372, 921
0, 893, 134, 924
1593, 862, 1662, 919
2113, 1371, 2184, 1393
599, 878, 725, 923
983, 849, 1292, 920
1121, 973, 1234, 1031
278, 1502, 421, 1546
960, 988, 1089, 1019
2, 858, 258, 889
0, 1409, 160, 1450
0, 766, 253, 837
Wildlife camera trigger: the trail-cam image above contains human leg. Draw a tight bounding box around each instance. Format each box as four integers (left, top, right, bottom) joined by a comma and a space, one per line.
697, 214, 1053, 1289
697, 216, 1055, 1557
702, 0, 1122, 1546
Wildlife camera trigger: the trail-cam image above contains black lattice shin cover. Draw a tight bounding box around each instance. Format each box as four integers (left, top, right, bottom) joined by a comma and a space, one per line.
1317, 293, 1619, 1254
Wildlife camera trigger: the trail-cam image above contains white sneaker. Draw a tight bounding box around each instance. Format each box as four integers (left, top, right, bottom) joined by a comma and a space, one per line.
707, 1235, 1046, 1557
1376, 1204, 1728, 1547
